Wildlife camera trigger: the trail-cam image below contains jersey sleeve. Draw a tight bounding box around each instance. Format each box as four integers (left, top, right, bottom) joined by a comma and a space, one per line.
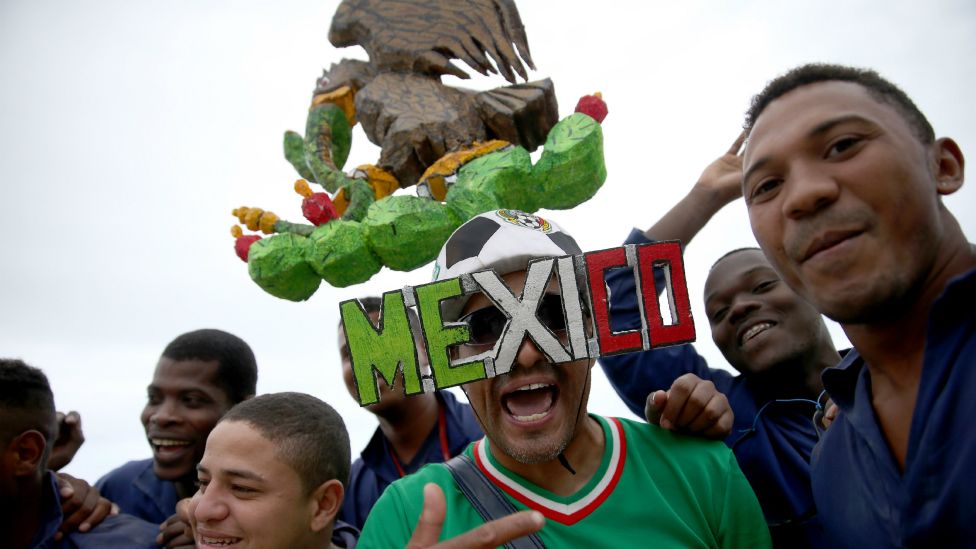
715, 451, 772, 548
599, 229, 735, 417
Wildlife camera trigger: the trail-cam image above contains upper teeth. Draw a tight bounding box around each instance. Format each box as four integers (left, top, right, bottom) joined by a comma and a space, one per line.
514, 383, 550, 392
152, 438, 190, 447
200, 536, 241, 546
742, 323, 773, 343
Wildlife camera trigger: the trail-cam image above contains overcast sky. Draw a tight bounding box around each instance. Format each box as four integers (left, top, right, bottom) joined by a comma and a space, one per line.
2, 0, 974, 483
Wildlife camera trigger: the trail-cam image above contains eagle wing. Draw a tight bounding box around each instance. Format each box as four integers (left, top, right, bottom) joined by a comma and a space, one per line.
329, 0, 535, 84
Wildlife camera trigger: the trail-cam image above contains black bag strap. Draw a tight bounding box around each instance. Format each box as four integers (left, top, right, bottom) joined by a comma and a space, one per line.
444, 453, 546, 549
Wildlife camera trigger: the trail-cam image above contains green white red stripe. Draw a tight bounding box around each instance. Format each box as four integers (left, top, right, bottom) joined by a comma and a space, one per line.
473, 416, 627, 525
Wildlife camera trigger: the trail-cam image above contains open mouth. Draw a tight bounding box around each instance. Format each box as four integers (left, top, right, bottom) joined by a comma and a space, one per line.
149, 437, 193, 456
740, 322, 775, 346
502, 383, 559, 423
198, 534, 242, 547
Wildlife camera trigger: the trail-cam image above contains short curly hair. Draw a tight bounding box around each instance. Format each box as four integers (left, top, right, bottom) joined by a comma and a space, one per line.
0, 359, 57, 450
221, 392, 351, 494
162, 329, 257, 404
745, 63, 934, 144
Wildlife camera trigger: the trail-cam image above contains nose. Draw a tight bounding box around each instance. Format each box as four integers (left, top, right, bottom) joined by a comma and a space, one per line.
150, 398, 182, 427
727, 296, 760, 326
514, 335, 547, 368
193, 485, 229, 525
781, 164, 840, 219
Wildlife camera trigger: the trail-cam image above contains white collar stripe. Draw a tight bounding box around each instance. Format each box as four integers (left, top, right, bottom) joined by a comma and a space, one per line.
473, 417, 627, 525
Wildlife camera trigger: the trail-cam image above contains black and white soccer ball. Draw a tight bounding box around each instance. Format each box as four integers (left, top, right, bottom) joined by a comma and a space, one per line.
432, 210, 582, 319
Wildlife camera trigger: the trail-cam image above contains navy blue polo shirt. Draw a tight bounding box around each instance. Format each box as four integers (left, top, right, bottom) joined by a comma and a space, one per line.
32, 471, 158, 548
339, 390, 483, 530
814, 267, 976, 548
96, 458, 178, 524
598, 229, 823, 547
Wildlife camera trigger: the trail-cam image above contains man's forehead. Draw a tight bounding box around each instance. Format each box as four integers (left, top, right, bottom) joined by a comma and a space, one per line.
747, 80, 897, 152
705, 250, 776, 299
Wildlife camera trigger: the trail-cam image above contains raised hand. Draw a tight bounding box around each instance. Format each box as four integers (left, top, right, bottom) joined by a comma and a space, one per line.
406, 483, 544, 548
49, 411, 85, 471
645, 373, 733, 439
693, 130, 747, 203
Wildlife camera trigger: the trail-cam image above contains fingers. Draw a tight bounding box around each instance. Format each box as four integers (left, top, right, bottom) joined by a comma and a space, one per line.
729, 130, 747, 156
822, 400, 839, 430
406, 483, 448, 548
50, 411, 85, 471
644, 390, 668, 427
435, 510, 544, 549
157, 513, 193, 547
57, 475, 106, 536
688, 393, 734, 439
657, 374, 733, 439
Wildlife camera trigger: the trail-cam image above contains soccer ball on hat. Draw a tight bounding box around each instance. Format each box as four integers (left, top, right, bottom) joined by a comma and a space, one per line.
432, 209, 582, 319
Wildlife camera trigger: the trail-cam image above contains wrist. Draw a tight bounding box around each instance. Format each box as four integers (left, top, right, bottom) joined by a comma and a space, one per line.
688, 182, 736, 214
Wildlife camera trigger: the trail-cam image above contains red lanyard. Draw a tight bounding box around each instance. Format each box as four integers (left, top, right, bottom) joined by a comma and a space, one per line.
388, 401, 451, 478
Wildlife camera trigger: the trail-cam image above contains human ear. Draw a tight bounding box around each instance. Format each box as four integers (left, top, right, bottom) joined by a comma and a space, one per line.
933, 137, 965, 195
309, 479, 344, 532
10, 430, 47, 476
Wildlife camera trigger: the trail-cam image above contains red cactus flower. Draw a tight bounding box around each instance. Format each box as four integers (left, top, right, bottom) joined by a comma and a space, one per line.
235, 235, 262, 262
302, 193, 339, 226
575, 92, 608, 123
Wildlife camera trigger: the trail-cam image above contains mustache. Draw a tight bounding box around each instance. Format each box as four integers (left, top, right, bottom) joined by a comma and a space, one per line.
784, 208, 873, 261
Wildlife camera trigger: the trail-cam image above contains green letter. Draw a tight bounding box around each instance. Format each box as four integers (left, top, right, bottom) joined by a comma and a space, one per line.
414, 278, 488, 389
340, 292, 422, 406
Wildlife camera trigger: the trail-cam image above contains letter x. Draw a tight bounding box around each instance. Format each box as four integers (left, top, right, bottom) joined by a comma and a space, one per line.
471, 259, 571, 375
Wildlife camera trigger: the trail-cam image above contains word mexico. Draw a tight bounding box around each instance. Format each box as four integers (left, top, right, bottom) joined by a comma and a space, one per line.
340, 241, 695, 406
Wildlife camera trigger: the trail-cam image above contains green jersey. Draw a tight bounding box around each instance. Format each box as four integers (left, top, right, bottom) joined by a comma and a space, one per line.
358, 415, 770, 548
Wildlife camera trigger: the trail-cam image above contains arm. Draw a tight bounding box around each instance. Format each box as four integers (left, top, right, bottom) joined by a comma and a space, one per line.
642, 131, 745, 245
600, 132, 746, 416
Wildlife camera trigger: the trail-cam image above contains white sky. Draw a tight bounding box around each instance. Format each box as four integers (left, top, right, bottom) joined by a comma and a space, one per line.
2, 0, 974, 483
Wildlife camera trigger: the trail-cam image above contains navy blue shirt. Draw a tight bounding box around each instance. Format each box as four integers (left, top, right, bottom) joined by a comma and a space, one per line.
814, 267, 976, 548
96, 458, 177, 525
339, 390, 483, 530
31, 471, 158, 548
598, 229, 823, 547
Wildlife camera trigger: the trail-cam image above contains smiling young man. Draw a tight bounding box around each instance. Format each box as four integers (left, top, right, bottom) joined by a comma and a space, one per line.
356, 210, 771, 548
96, 329, 257, 541
336, 298, 482, 531
187, 392, 358, 549
599, 136, 840, 547
742, 64, 976, 546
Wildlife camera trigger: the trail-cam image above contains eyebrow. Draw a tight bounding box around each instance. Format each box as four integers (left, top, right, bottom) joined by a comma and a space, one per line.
196, 463, 265, 482
704, 266, 776, 304
743, 114, 874, 184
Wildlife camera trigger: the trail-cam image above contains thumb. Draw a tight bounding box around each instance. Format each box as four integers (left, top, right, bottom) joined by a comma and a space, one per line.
406, 483, 447, 548
644, 390, 667, 427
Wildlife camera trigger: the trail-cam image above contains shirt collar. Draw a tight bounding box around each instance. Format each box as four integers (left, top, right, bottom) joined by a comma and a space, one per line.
821, 265, 976, 413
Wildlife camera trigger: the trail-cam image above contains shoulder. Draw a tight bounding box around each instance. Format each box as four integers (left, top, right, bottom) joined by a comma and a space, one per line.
65, 513, 159, 549
96, 458, 153, 488
357, 462, 459, 548
616, 416, 738, 473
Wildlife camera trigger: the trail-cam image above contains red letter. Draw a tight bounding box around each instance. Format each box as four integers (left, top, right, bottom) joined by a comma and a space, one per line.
584, 247, 643, 356
636, 242, 695, 347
